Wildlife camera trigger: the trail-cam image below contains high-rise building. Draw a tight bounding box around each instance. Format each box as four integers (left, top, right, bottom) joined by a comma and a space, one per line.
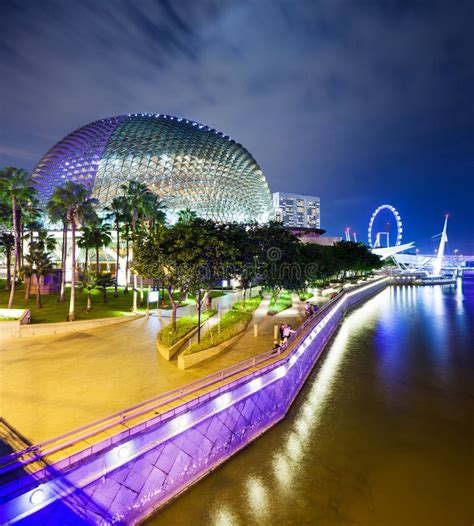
273, 192, 320, 229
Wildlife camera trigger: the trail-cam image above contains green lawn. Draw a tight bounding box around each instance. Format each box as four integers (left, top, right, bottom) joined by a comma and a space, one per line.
298, 291, 314, 301
232, 296, 262, 313
0, 280, 147, 324
157, 309, 216, 348
184, 296, 261, 355
156, 289, 227, 309
0, 281, 229, 324
268, 290, 293, 315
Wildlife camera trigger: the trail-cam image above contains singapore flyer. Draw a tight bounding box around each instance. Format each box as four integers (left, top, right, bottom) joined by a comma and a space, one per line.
368, 204, 403, 248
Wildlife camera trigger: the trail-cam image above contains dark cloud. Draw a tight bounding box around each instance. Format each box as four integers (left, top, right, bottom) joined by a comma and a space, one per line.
0, 0, 473, 251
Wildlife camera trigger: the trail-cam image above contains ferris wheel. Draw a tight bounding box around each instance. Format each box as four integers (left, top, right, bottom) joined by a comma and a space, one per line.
368, 204, 403, 248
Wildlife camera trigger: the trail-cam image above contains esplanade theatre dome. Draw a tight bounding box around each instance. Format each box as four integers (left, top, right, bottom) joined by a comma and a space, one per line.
32, 113, 274, 223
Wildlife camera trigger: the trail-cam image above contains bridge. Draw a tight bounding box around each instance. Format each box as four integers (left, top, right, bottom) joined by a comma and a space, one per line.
0, 278, 390, 525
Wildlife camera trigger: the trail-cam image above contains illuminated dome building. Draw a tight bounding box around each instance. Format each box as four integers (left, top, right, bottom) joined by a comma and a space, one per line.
32, 113, 274, 223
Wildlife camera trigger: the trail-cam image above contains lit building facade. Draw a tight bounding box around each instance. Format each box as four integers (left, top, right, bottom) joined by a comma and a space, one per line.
32, 114, 274, 224
273, 191, 320, 228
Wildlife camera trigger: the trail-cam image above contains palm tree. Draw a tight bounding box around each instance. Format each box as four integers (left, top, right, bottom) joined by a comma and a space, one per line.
24, 241, 54, 309
47, 195, 68, 301
78, 271, 97, 312
96, 272, 115, 303
0, 167, 35, 308
77, 224, 95, 272
121, 220, 132, 294
88, 220, 112, 274
0, 232, 14, 291
22, 262, 35, 301
120, 181, 154, 312
23, 228, 56, 300
49, 182, 98, 321
177, 208, 197, 224
141, 192, 166, 231
105, 195, 129, 297
137, 192, 166, 305
21, 197, 43, 272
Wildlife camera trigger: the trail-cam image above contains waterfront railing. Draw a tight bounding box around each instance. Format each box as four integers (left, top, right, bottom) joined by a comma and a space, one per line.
0, 276, 389, 478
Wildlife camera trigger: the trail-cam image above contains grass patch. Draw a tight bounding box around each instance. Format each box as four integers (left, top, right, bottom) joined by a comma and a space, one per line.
184, 309, 252, 355
157, 309, 216, 348
298, 291, 314, 301
183, 296, 261, 355
268, 290, 292, 315
0, 280, 148, 324
232, 295, 262, 313
157, 289, 227, 309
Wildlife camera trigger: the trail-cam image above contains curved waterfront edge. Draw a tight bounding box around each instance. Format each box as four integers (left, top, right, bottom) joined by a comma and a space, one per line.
0, 278, 389, 525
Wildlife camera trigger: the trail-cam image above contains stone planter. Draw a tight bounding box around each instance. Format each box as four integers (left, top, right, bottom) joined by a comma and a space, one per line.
0, 309, 31, 340
156, 326, 199, 361
177, 318, 251, 370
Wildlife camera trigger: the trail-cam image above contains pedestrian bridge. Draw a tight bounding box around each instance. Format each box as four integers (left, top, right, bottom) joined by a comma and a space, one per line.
0, 278, 389, 525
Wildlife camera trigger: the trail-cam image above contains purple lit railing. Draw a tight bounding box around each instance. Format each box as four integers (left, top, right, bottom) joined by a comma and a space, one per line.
0, 278, 383, 477
0, 277, 390, 526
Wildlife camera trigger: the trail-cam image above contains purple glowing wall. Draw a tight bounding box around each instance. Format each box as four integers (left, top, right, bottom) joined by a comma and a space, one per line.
2, 279, 388, 525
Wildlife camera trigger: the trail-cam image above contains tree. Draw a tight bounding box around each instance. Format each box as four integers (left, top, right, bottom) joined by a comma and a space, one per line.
23, 228, 57, 300
47, 193, 69, 301
77, 224, 95, 272
24, 241, 54, 309
105, 196, 129, 297
134, 223, 203, 331
95, 273, 115, 303
253, 222, 303, 301
121, 181, 166, 311
177, 208, 197, 224
186, 219, 237, 342
0, 167, 35, 308
81, 218, 111, 274
78, 271, 97, 312
121, 181, 152, 311
223, 222, 260, 304
0, 232, 14, 291
140, 191, 166, 232
0, 197, 13, 290
300, 243, 334, 287
49, 182, 98, 321
21, 197, 43, 272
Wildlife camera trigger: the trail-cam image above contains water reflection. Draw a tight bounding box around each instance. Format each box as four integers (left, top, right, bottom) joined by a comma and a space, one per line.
209, 506, 238, 526
246, 476, 270, 520
146, 281, 474, 526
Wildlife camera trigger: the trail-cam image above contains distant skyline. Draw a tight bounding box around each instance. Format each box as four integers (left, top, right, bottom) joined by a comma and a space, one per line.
1, 0, 473, 252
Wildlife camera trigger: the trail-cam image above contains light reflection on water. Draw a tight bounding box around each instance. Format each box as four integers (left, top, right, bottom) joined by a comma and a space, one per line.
145, 280, 474, 526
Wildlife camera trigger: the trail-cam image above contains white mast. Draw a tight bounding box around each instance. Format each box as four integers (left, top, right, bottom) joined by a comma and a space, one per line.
433, 215, 448, 276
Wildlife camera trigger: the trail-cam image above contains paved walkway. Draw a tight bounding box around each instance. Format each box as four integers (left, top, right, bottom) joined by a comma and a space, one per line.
0, 315, 200, 443
190, 293, 304, 373
0, 291, 326, 445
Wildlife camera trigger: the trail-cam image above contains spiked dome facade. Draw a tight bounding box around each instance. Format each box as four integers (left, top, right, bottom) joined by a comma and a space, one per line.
32, 114, 274, 223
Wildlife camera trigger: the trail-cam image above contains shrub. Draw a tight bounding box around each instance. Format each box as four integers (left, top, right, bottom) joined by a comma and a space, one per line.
268, 290, 292, 315
298, 291, 314, 301
184, 309, 252, 355
232, 295, 262, 313
158, 309, 216, 348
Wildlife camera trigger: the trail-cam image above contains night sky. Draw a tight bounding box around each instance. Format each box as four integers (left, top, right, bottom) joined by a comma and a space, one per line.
1, 0, 473, 253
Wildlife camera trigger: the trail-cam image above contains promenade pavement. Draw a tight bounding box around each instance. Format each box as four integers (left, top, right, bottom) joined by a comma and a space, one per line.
0, 291, 326, 445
